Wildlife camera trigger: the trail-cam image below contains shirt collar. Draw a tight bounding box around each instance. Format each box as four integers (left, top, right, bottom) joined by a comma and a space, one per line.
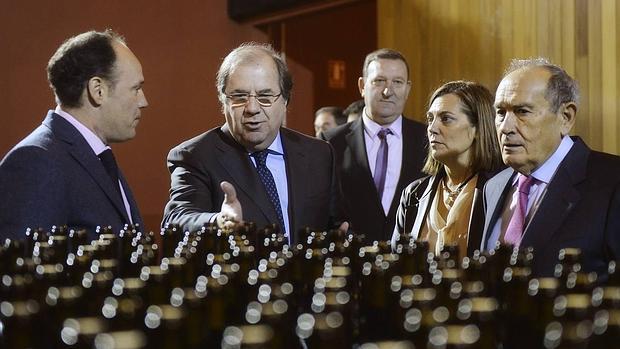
513, 135, 574, 185
249, 131, 284, 156
362, 108, 403, 139
54, 106, 109, 155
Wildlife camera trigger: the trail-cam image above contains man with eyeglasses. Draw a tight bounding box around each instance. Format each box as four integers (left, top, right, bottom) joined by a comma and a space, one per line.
321, 48, 426, 243
162, 43, 348, 243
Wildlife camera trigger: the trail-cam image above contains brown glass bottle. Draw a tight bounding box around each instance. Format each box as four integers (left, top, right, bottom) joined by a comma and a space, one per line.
221, 324, 276, 349
143, 304, 188, 349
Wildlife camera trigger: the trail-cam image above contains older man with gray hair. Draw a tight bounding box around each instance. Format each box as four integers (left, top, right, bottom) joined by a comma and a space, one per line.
162, 43, 347, 243
481, 57, 620, 279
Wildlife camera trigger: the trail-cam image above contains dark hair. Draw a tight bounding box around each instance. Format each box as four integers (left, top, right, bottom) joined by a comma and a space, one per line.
343, 99, 364, 117
216, 42, 293, 104
504, 57, 580, 112
315, 106, 346, 125
47, 29, 125, 108
362, 48, 409, 80
422, 81, 503, 175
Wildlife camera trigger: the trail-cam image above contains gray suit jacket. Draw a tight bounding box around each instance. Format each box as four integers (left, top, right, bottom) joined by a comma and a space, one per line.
162, 125, 345, 243
322, 117, 426, 243
0, 111, 143, 240
480, 137, 620, 277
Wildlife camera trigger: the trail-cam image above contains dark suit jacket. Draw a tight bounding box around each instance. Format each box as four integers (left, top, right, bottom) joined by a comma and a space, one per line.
481, 137, 620, 278
322, 117, 426, 242
0, 111, 143, 240
161, 125, 344, 243
391, 171, 492, 256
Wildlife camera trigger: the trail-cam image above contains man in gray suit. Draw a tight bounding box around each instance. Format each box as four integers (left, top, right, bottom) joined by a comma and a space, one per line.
481, 58, 620, 278
162, 43, 347, 243
0, 30, 147, 240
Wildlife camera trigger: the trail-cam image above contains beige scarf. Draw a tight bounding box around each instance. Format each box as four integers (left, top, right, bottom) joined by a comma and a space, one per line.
422, 174, 477, 257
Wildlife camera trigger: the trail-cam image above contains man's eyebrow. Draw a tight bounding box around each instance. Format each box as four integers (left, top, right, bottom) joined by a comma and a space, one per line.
256, 88, 276, 94
227, 89, 249, 94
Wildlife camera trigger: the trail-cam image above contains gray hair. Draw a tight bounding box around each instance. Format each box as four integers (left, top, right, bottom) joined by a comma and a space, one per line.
504, 57, 580, 112
216, 42, 293, 105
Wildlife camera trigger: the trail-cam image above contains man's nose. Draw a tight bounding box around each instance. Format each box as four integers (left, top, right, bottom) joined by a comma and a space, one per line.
139, 90, 148, 108
244, 96, 261, 115
382, 85, 394, 98
498, 112, 517, 134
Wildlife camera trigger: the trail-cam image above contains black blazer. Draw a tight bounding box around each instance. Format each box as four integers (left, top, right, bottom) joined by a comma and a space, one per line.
481, 137, 620, 277
162, 125, 345, 243
322, 117, 426, 242
391, 170, 492, 256
0, 111, 143, 240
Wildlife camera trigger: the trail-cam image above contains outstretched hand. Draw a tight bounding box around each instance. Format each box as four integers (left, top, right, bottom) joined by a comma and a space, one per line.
216, 181, 243, 229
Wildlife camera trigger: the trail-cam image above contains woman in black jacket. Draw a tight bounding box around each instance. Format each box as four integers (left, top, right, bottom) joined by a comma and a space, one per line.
391, 81, 503, 257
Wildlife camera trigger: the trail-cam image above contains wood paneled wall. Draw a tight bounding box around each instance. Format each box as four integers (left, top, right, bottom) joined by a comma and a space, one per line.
378, 0, 620, 155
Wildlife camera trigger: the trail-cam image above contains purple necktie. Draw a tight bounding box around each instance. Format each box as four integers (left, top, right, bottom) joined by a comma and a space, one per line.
252, 150, 287, 240
503, 174, 535, 248
374, 128, 392, 200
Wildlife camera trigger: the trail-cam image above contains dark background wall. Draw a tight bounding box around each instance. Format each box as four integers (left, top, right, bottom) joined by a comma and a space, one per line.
281, 0, 376, 112
0, 0, 376, 230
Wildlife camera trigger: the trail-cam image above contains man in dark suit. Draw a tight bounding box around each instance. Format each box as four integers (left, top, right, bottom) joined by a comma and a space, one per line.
162, 43, 347, 243
314, 106, 344, 137
0, 30, 147, 240
481, 58, 620, 278
321, 49, 426, 243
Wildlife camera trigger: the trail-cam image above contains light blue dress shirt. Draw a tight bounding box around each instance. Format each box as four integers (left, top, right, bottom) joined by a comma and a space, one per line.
249, 132, 290, 241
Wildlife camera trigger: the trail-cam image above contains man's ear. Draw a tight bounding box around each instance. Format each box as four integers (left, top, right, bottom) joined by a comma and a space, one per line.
86, 76, 107, 106
358, 77, 365, 97
559, 101, 577, 136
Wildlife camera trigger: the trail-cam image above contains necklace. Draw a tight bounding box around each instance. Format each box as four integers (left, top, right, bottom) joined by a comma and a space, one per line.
442, 173, 476, 206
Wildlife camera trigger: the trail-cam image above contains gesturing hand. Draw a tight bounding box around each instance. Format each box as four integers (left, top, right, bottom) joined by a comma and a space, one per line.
216, 181, 243, 229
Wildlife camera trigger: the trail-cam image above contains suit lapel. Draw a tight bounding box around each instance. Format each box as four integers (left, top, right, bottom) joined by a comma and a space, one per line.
281, 129, 307, 243
345, 119, 384, 215
391, 118, 424, 218
481, 168, 516, 250
520, 141, 587, 250
214, 126, 279, 225
345, 119, 373, 179
46, 113, 131, 224
118, 172, 143, 228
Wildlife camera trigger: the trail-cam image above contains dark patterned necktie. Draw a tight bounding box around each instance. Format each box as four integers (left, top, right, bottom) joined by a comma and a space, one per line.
374, 128, 392, 200
252, 150, 286, 235
98, 149, 122, 198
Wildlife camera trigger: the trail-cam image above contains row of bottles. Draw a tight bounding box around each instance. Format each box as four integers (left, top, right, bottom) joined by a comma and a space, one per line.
1, 223, 620, 348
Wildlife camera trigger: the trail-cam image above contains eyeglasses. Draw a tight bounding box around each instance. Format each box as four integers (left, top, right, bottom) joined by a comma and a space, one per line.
225, 93, 282, 108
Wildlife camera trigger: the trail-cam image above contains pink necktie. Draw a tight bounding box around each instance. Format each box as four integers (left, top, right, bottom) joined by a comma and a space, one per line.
503, 174, 535, 248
